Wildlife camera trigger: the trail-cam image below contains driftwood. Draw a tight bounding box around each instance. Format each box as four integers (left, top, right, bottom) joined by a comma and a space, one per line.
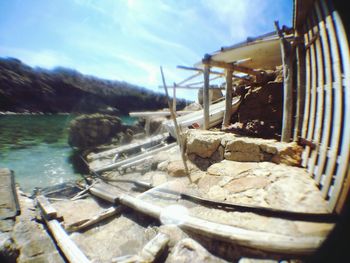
36, 195, 58, 220
36, 195, 91, 263
87, 133, 169, 161
93, 142, 176, 173
89, 185, 326, 255
47, 220, 91, 263
139, 232, 170, 262
66, 206, 123, 232
160, 67, 190, 180
129, 111, 195, 117
222, 68, 233, 127
275, 20, 294, 142
203, 64, 210, 130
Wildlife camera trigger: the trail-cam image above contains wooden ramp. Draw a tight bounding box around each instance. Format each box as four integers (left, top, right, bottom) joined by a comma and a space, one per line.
164, 97, 241, 138
0, 168, 20, 220
87, 132, 170, 161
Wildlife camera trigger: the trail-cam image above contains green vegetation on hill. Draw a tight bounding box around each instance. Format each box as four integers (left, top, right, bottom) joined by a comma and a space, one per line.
0, 57, 187, 114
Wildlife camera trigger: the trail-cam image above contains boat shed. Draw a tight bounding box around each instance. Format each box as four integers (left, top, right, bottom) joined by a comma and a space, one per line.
192, 0, 349, 216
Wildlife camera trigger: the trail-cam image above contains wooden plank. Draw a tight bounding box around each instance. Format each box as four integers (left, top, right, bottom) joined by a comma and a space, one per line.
129, 111, 196, 117
202, 59, 264, 76
66, 206, 122, 232
305, 18, 318, 172
160, 67, 190, 179
275, 21, 293, 142
314, 1, 333, 184
46, 219, 91, 263
176, 65, 224, 76
222, 69, 233, 127
203, 65, 210, 130
93, 143, 177, 173
293, 30, 306, 142
327, 3, 350, 210
176, 71, 202, 86
87, 133, 169, 161
91, 188, 325, 255
36, 195, 58, 220
301, 24, 312, 168
319, 0, 343, 200
308, 8, 325, 179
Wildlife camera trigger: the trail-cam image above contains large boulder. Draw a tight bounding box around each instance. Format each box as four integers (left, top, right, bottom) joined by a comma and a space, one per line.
234, 81, 283, 138
68, 114, 122, 149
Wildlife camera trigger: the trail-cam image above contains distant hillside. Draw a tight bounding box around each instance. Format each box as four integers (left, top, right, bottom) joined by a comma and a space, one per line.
0, 57, 188, 114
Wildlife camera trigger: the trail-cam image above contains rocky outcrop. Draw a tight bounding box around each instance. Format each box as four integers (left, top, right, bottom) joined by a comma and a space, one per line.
68, 114, 122, 149
228, 66, 284, 138
185, 130, 303, 169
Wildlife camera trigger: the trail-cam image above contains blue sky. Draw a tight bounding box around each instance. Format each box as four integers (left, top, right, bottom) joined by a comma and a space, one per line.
0, 0, 292, 100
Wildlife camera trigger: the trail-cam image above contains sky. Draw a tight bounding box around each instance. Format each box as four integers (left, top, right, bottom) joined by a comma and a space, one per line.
0, 0, 293, 101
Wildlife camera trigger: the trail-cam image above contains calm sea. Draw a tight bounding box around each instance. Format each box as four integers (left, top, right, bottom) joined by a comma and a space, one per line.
0, 114, 135, 193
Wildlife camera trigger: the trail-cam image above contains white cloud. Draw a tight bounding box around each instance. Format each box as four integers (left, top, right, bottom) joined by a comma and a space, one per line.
0, 46, 73, 69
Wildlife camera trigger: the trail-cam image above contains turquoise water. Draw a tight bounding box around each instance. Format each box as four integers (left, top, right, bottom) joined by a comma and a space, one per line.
0, 114, 137, 193
0, 115, 82, 193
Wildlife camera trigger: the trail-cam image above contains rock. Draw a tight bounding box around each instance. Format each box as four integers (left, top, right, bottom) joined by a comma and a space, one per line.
198, 88, 224, 105
0, 232, 18, 262
166, 238, 227, 263
223, 176, 270, 193
68, 114, 122, 149
149, 116, 167, 135
182, 102, 202, 111
186, 130, 224, 158
223, 135, 303, 166
234, 81, 283, 138
167, 160, 187, 177
208, 160, 259, 178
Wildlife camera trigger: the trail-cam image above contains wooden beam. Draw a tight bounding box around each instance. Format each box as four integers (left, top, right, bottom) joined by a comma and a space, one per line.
129, 111, 196, 117
36, 195, 58, 220
201, 59, 264, 76
160, 67, 190, 180
176, 65, 224, 75
89, 186, 326, 255
222, 69, 233, 127
93, 142, 177, 173
46, 220, 91, 263
275, 20, 294, 142
203, 65, 210, 130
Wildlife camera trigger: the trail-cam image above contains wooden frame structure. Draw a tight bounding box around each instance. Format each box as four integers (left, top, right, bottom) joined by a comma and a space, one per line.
293, 0, 350, 214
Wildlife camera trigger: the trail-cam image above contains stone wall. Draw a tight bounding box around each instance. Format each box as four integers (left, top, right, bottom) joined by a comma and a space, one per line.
185, 130, 303, 170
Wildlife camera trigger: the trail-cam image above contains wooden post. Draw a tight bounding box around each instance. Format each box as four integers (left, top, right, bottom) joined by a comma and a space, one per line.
160, 67, 190, 181
222, 68, 233, 127
203, 64, 210, 130
293, 32, 306, 141
173, 82, 177, 113
275, 21, 294, 142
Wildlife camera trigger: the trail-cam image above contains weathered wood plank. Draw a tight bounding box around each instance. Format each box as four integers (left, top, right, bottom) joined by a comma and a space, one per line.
203, 64, 210, 130
90, 187, 325, 255
275, 21, 294, 142
36, 195, 58, 220
314, 1, 333, 185
222, 68, 233, 127
47, 219, 91, 263
87, 133, 169, 161
301, 24, 312, 168
327, 3, 350, 211
319, 0, 343, 201
308, 8, 325, 179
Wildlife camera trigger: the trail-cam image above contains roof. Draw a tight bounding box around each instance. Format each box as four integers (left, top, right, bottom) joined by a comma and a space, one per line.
195, 31, 293, 71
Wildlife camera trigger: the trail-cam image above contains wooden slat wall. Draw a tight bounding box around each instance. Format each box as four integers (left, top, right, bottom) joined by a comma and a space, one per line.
297, 0, 350, 213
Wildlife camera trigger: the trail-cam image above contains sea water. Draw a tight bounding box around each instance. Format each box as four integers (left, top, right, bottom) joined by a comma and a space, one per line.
0, 115, 136, 193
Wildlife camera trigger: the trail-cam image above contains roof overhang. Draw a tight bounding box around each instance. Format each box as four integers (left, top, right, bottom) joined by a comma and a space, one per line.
195, 31, 293, 71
